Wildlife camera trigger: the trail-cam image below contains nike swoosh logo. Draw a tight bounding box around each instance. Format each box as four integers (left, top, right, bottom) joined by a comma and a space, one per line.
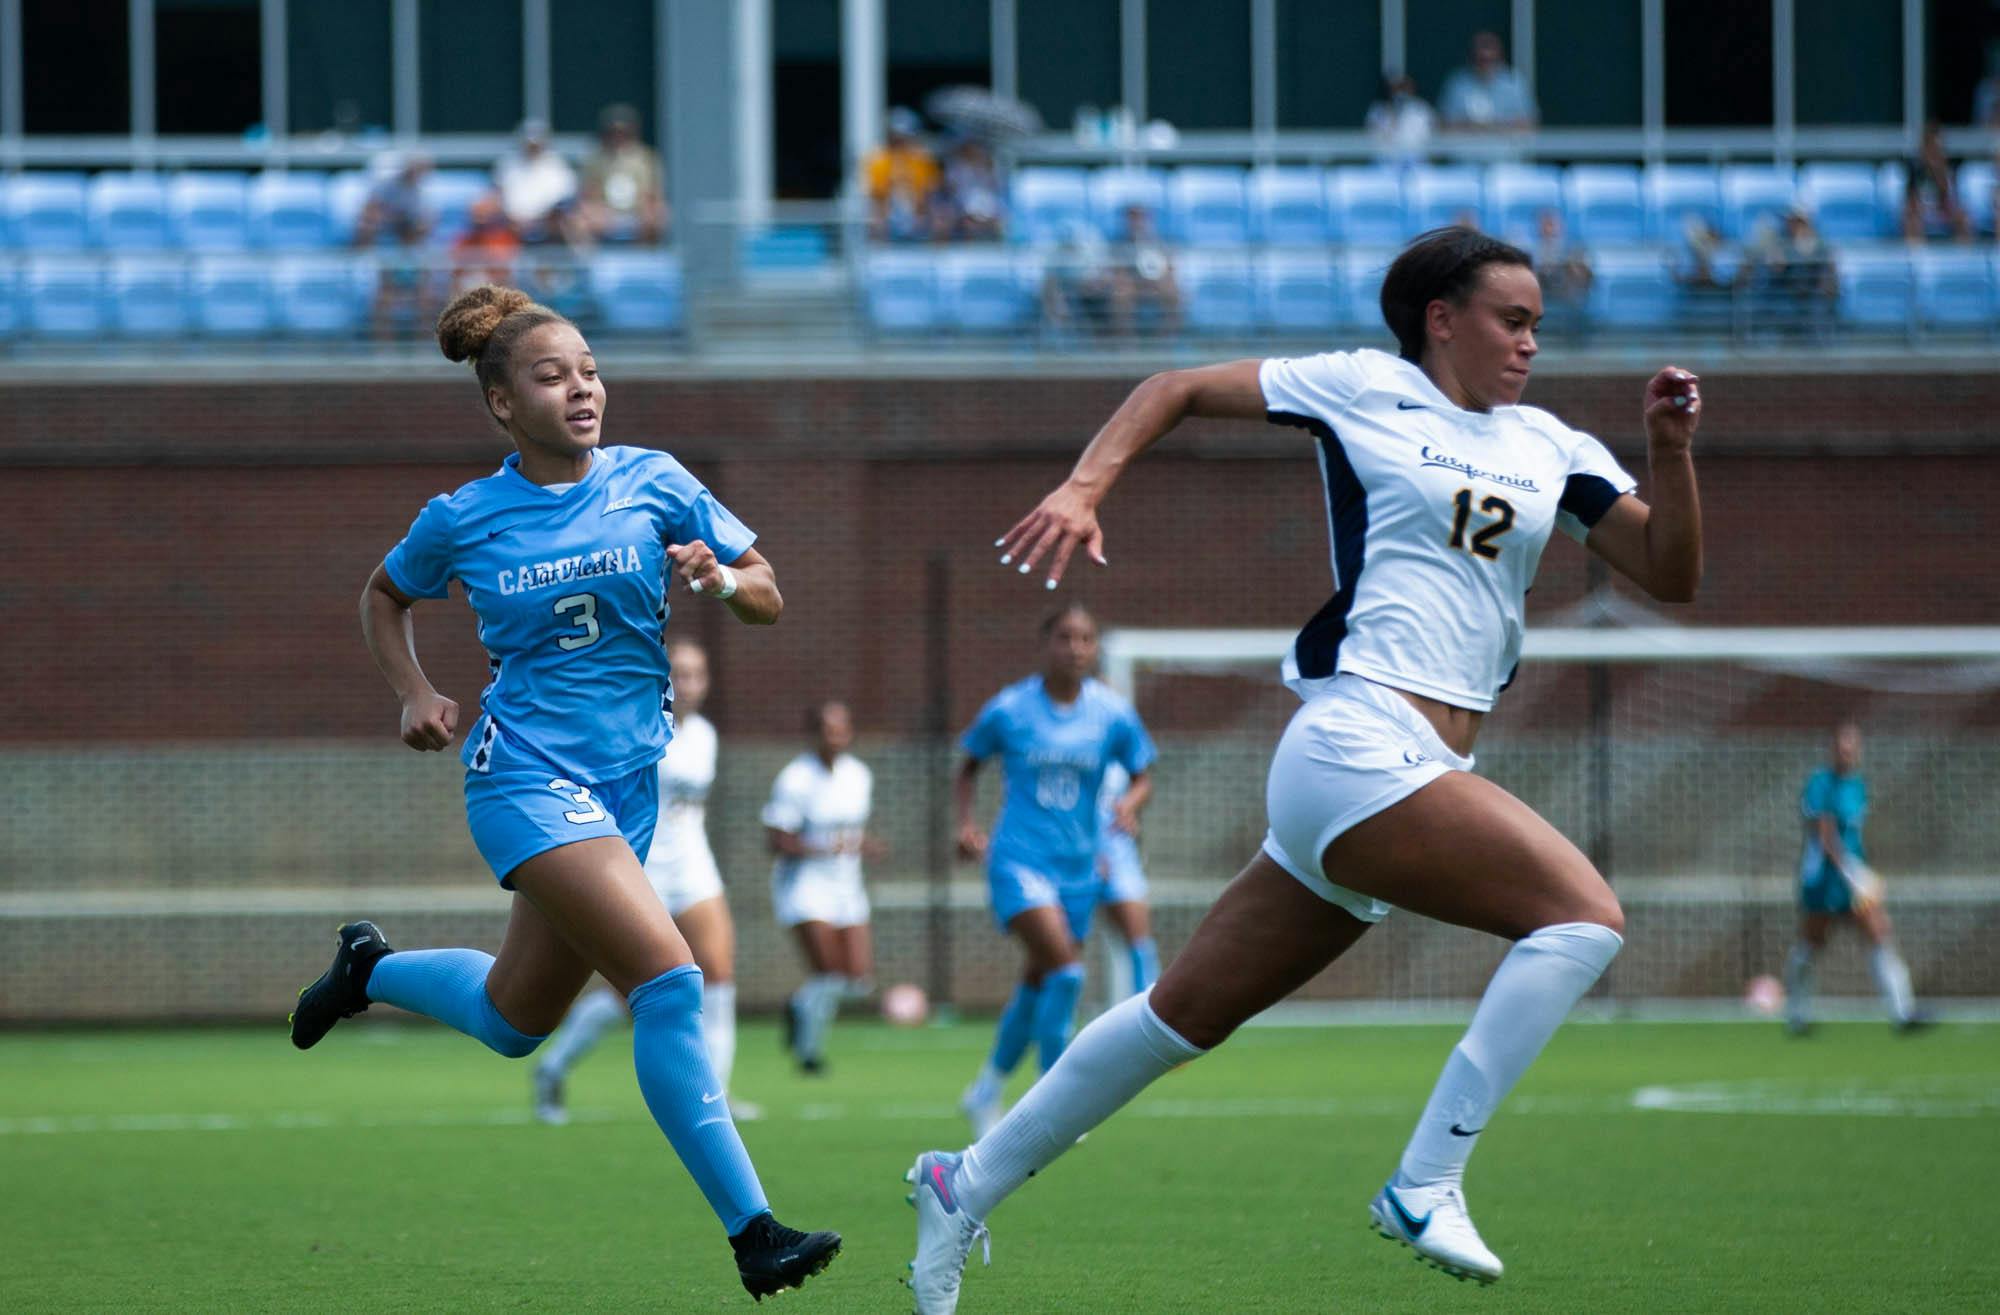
1385, 1187, 1430, 1237
700, 1091, 723, 1104
1396, 400, 1428, 410
1449, 1123, 1484, 1137
929, 1162, 958, 1213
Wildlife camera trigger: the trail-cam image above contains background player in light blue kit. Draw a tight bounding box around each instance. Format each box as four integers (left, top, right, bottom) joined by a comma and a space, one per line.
1783, 721, 1929, 1035
1095, 760, 1160, 996
953, 604, 1155, 1136
286, 283, 839, 1301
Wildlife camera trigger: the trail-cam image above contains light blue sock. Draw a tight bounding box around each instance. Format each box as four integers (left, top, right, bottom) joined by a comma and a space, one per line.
1033, 963, 1087, 1072
991, 981, 1042, 1074
1128, 938, 1161, 994
365, 948, 543, 1058
629, 965, 770, 1235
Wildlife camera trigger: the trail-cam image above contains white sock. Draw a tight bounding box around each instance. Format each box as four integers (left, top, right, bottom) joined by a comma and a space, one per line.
1398, 921, 1623, 1187
840, 976, 875, 1000
964, 1061, 1006, 1109
702, 980, 738, 1093
793, 973, 845, 1060
954, 990, 1204, 1221
537, 986, 628, 1079
1869, 946, 1916, 1023
1784, 942, 1816, 1027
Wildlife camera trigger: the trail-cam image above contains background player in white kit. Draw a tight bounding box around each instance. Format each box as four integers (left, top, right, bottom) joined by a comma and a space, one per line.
907, 227, 1704, 1310
1095, 760, 1160, 997
766, 701, 878, 1073
532, 641, 758, 1122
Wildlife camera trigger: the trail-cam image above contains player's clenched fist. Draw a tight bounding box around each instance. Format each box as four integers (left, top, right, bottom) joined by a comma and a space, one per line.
669, 539, 725, 593
400, 690, 459, 751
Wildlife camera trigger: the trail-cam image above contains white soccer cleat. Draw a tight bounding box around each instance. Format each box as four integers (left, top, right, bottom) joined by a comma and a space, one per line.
904, 1150, 989, 1315
531, 1068, 569, 1126
959, 1084, 1005, 1140
1369, 1179, 1503, 1284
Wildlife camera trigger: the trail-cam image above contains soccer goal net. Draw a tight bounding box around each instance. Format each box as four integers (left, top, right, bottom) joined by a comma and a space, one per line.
1100, 619, 2000, 1011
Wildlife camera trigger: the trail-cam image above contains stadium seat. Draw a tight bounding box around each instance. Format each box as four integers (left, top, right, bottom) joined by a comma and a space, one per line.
1875, 161, 1908, 236
1718, 164, 1797, 241
1835, 247, 1914, 332
1179, 252, 1256, 334
272, 255, 365, 335
1166, 168, 1250, 247
1247, 167, 1331, 245
1328, 168, 1406, 245
1339, 248, 1396, 328
1010, 168, 1090, 246
1484, 164, 1563, 243
249, 173, 333, 250
423, 169, 493, 243
1088, 167, 1168, 240
1587, 251, 1678, 329
5, 174, 90, 250
1256, 251, 1341, 333
1913, 248, 1994, 332
1798, 163, 1886, 241
937, 248, 1036, 332
107, 258, 190, 336
87, 174, 173, 250
1642, 165, 1723, 242
1562, 165, 1646, 245
741, 226, 830, 271
167, 173, 252, 252
191, 256, 275, 336
325, 170, 373, 245
23, 256, 106, 336
1957, 159, 1996, 235
863, 250, 939, 332
1405, 164, 1485, 234
589, 251, 684, 333
0, 261, 20, 337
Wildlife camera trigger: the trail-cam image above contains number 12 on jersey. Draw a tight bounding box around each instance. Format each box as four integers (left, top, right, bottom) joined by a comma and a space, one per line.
1447, 489, 1515, 560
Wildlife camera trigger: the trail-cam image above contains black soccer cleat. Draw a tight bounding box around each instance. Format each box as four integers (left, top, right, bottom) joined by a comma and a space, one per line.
289, 921, 393, 1050
729, 1211, 842, 1301
1894, 1011, 1937, 1035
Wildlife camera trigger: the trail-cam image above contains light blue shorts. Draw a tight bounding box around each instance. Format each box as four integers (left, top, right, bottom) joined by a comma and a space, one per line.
1098, 830, 1148, 906
988, 851, 1098, 942
463, 734, 659, 888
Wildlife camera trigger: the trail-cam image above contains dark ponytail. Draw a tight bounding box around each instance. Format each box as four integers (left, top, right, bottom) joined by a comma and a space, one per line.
1379, 227, 1533, 363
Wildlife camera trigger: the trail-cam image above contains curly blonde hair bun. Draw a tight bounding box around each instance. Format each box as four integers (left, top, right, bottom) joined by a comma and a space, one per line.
435, 283, 540, 363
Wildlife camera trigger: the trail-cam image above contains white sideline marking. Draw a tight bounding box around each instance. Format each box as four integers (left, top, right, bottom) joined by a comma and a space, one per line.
1629, 1078, 2000, 1118
0, 1107, 620, 1137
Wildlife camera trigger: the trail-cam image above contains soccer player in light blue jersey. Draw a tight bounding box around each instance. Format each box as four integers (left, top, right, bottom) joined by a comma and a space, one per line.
953, 604, 1156, 1137
1783, 722, 1929, 1035
286, 284, 839, 1300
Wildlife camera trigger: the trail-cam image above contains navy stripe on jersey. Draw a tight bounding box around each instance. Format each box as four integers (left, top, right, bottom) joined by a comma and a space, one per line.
1559, 473, 1622, 530
1269, 410, 1369, 681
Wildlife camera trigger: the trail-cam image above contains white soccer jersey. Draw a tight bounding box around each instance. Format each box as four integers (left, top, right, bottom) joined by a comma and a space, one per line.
1260, 348, 1636, 712
650, 712, 718, 881
762, 752, 874, 890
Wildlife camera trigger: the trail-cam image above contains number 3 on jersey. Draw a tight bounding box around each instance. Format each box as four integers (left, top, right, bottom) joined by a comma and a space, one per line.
553, 593, 600, 650
1447, 489, 1516, 560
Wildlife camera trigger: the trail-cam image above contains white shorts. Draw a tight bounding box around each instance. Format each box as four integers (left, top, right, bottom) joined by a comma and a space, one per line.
644, 843, 725, 917
772, 871, 871, 929
1261, 673, 1475, 924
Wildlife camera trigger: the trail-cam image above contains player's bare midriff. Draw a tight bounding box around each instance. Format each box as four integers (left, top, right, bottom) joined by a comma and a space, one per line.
1392, 688, 1482, 758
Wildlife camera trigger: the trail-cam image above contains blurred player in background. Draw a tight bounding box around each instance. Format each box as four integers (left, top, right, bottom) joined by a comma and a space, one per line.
954, 605, 1156, 1138
1095, 759, 1160, 996
909, 228, 1705, 1310
288, 285, 838, 1299
765, 701, 878, 1073
533, 640, 761, 1123
1783, 722, 1930, 1035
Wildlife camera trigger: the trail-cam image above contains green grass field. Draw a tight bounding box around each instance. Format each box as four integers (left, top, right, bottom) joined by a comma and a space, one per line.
4, 1016, 1995, 1313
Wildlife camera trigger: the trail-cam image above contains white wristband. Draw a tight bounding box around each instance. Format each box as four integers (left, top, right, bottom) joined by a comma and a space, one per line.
695, 563, 738, 600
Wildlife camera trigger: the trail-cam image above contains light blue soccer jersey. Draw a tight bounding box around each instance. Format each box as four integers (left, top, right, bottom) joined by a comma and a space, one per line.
1799, 767, 1868, 885
962, 675, 1156, 881
382, 445, 755, 782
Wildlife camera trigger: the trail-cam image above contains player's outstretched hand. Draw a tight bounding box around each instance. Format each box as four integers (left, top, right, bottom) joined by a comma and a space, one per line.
400, 690, 459, 752
956, 822, 988, 862
668, 540, 725, 594
996, 480, 1105, 590
1643, 366, 1701, 453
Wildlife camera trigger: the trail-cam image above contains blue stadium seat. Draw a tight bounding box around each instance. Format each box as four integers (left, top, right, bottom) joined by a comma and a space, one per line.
250, 173, 333, 250
168, 173, 252, 252
1180, 252, 1256, 334
1247, 167, 1330, 245
1484, 163, 1563, 244
588, 251, 684, 333
191, 256, 275, 336
741, 226, 830, 271
5, 174, 90, 250
1166, 168, 1249, 247
938, 248, 1035, 332
1835, 247, 1914, 331
0, 261, 20, 337
1327, 168, 1406, 245
87, 174, 173, 250
273, 255, 364, 335
863, 250, 939, 332
1405, 164, 1485, 234
1718, 164, 1797, 241
1339, 248, 1395, 328
1562, 165, 1645, 244
1587, 251, 1678, 329
1797, 163, 1886, 241
23, 256, 105, 336
1913, 248, 1995, 331
1256, 251, 1341, 332
1088, 167, 1168, 239
1957, 160, 1995, 235
325, 170, 374, 245
423, 169, 493, 243
1010, 168, 1090, 246
1642, 165, 1723, 242
107, 257, 190, 335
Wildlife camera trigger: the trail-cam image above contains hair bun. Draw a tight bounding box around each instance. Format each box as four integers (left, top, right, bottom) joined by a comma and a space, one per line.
436, 284, 537, 364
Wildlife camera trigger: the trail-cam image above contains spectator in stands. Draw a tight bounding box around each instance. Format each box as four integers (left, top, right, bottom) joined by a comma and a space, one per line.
1438, 32, 1537, 132
1902, 121, 1972, 243
579, 103, 671, 246
353, 150, 437, 341
1365, 73, 1435, 165
1530, 208, 1592, 334
1748, 206, 1836, 330
1669, 213, 1734, 292
863, 107, 943, 242
494, 119, 581, 246
1107, 204, 1181, 337
937, 136, 1007, 242
449, 195, 522, 297
1041, 220, 1117, 335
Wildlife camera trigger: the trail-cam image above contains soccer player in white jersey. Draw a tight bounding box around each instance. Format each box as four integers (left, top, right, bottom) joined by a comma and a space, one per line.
907, 228, 1704, 1309
533, 641, 762, 1122
1095, 759, 1161, 997
765, 701, 878, 1072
